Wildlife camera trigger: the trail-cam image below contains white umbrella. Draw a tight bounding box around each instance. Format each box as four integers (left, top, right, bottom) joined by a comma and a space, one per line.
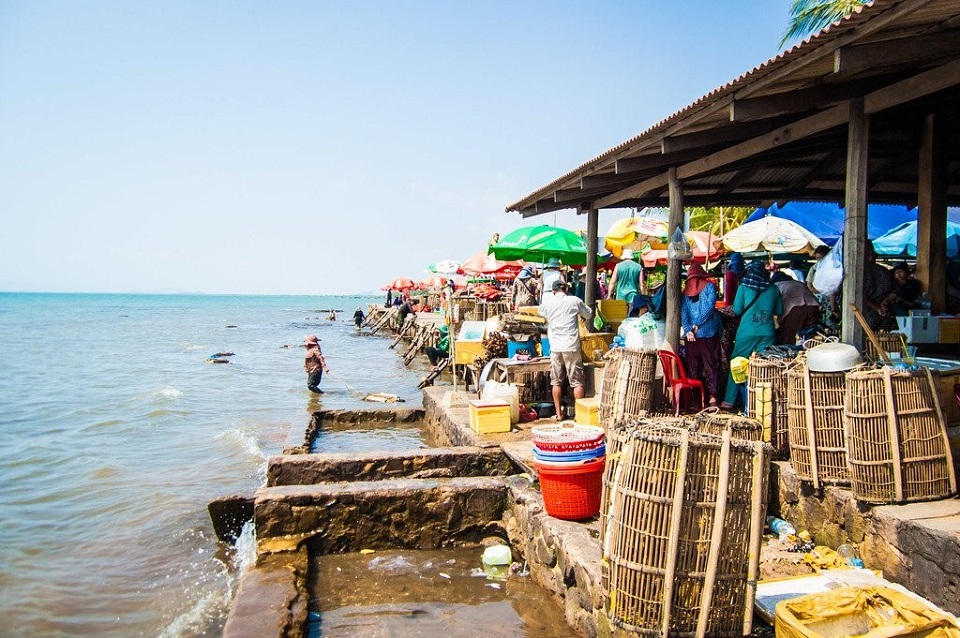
428, 259, 461, 275
719, 216, 826, 254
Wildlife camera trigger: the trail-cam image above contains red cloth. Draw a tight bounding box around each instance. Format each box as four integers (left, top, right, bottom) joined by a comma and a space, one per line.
684, 264, 714, 297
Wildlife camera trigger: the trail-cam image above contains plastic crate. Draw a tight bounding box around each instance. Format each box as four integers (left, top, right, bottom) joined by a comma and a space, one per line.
575, 397, 600, 426
468, 399, 511, 434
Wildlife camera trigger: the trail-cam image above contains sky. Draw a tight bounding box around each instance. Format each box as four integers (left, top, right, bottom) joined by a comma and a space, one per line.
0, 1, 797, 295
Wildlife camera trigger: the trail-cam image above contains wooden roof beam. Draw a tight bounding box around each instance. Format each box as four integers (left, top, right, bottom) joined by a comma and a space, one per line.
553, 185, 618, 203
834, 30, 960, 75
865, 58, 960, 114
730, 83, 876, 122
614, 148, 705, 173
660, 120, 776, 153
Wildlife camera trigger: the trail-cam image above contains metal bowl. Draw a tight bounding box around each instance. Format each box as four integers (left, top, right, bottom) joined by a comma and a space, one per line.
806, 342, 864, 372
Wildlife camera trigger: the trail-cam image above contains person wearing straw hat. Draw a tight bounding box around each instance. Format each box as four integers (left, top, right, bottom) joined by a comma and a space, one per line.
303, 334, 330, 394
607, 248, 642, 305
681, 264, 722, 407
719, 259, 783, 410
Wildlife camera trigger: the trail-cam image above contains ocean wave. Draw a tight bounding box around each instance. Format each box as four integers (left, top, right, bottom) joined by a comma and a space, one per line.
215, 428, 266, 462
157, 387, 183, 400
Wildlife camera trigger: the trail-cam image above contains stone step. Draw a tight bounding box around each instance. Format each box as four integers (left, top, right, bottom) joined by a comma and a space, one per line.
267, 446, 516, 486
254, 476, 509, 554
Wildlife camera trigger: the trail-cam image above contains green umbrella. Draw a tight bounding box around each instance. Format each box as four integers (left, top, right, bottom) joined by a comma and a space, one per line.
489, 225, 592, 266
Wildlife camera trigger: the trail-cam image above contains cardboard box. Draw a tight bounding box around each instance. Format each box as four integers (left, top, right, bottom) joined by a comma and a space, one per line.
939, 317, 959, 344
468, 399, 511, 434
895, 316, 939, 343
575, 397, 600, 425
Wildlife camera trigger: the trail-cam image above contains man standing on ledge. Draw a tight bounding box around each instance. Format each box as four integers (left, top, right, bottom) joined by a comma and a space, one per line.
538, 280, 593, 420
303, 334, 330, 394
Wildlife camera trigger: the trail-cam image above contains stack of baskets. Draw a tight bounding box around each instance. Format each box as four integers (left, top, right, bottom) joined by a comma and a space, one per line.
746, 353, 791, 458
598, 348, 658, 426
532, 424, 606, 520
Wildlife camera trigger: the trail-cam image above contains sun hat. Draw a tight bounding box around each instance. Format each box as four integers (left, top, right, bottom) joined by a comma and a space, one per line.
517, 266, 534, 280
546, 257, 562, 268
303, 334, 320, 345
438, 324, 449, 334
621, 249, 635, 260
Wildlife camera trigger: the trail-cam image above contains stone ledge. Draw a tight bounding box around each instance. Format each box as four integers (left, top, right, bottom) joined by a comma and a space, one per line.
775, 460, 960, 615
222, 548, 308, 638
267, 447, 516, 485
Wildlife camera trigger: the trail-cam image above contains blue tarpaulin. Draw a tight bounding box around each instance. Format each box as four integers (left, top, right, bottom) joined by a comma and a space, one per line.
873, 219, 960, 258
744, 202, 960, 246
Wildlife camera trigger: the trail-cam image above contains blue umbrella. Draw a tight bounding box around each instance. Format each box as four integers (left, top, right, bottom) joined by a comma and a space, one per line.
872, 219, 960, 258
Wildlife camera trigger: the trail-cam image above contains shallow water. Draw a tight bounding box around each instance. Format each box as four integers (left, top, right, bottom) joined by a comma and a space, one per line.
309, 547, 578, 638
0, 293, 431, 637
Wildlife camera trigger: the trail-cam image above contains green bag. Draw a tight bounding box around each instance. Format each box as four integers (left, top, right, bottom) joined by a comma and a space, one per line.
593, 309, 608, 332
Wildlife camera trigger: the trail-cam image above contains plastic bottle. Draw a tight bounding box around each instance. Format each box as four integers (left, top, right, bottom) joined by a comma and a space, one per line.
766, 516, 796, 539
837, 543, 864, 568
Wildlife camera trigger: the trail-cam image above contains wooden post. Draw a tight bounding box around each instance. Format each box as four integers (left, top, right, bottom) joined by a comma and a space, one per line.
842, 98, 870, 349
917, 114, 947, 314
585, 206, 599, 329
666, 168, 684, 352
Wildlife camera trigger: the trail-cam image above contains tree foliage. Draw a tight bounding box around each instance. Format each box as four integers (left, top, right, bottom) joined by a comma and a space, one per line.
687, 206, 754, 236
780, 0, 870, 47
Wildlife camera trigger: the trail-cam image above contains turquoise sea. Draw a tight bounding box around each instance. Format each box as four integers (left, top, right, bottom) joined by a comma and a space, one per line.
0, 293, 428, 637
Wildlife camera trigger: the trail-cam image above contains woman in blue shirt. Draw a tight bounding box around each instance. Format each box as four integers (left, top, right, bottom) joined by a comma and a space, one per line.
681, 264, 723, 406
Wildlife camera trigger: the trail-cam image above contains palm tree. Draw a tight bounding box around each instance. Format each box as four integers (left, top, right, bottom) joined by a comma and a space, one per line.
688, 206, 754, 236
781, 0, 870, 47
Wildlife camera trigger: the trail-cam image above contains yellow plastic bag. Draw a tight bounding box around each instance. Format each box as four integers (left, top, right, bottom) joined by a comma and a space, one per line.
776, 586, 960, 638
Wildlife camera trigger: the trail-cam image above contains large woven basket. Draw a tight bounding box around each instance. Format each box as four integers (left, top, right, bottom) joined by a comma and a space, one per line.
862, 331, 907, 363
747, 354, 791, 458
845, 367, 957, 504
598, 348, 658, 426
601, 422, 770, 636
692, 407, 764, 442
787, 363, 850, 488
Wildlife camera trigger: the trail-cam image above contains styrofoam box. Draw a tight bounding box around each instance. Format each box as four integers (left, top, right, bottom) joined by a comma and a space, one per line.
895, 316, 939, 343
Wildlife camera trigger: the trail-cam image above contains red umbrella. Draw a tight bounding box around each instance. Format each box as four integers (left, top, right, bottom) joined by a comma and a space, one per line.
459, 251, 524, 280
419, 275, 448, 290
381, 277, 418, 291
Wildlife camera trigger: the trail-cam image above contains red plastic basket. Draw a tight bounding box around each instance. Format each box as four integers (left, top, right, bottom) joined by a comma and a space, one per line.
532, 425, 604, 452
535, 458, 605, 520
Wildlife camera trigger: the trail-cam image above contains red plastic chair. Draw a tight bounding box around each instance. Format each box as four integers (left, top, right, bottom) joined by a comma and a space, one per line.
657, 350, 705, 416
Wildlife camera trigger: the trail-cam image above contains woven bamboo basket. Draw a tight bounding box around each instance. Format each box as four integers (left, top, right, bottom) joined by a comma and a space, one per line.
787, 363, 850, 488
601, 423, 770, 636
600, 415, 693, 550
598, 348, 658, 426
691, 407, 764, 442
844, 367, 957, 504
862, 331, 907, 363
746, 354, 791, 458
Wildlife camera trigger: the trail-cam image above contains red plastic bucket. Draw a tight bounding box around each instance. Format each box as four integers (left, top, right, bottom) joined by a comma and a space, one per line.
535, 458, 605, 520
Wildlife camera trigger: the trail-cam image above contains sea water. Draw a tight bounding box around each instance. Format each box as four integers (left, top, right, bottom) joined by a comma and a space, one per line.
0, 293, 427, 637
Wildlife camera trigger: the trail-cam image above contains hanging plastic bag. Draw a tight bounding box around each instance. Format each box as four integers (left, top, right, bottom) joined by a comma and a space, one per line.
667, 226, 693, 261
812, 236, 843, 296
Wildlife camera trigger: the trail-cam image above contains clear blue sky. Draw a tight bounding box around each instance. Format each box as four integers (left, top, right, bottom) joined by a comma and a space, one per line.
1, 1, 795, 295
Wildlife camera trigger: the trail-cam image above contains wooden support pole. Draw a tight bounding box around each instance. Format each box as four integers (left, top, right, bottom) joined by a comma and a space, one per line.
666, 168, 684, 352
842, 98, 869, 349
585, 206, 599, 328
916, 114, 948, 314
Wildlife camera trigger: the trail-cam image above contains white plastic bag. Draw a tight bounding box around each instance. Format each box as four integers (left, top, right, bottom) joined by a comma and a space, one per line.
812, 237, 843, 296
667, 227, 693, 261
618, 316, 663, 350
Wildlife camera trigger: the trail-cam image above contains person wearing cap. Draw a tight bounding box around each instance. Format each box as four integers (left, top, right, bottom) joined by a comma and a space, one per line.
538, 279, 593, 420
607, 248, 643, 305
425, 324, 450, 366
540, 258, 564, 301
512, 266, 540, 309
681, 264, 722, 407
303, 335, 330, 394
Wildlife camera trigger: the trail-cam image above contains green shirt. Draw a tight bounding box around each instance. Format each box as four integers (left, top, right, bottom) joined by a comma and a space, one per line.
733, 285, 783, 338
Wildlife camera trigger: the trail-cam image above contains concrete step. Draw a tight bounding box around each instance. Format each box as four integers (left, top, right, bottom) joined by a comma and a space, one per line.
254, 476, 509, 554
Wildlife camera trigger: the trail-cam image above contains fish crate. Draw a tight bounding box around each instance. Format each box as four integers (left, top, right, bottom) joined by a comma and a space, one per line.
787, 363, 850, 488
598, 348, 658, 427
468, 399, 511, 434
597, 299, 629, 331
747, 354, 791, 458
580, 332, 614, 363
575, 397, 600, 425
844, 367, 957, 504
863, 330, 907, 362
601, 422, 771, 636
692, 407, 764, 442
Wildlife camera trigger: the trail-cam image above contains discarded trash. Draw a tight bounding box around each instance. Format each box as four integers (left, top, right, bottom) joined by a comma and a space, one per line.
367, 555, 416, 575
486, 583, 502, 590
837, 544, 863, 568
363, 393, 405, 403
482, 544, 512, 566
438, 572, 451, 580
767, 516, 797, 539
359, 549, 375, 555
